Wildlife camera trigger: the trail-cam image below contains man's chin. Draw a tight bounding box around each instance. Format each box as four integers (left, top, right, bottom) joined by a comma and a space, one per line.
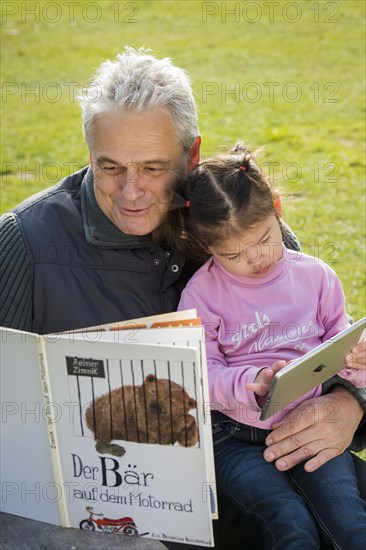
111, 217, 157, 237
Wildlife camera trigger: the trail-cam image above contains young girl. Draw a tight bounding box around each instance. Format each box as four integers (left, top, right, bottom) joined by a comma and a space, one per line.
170, 143, 366, 549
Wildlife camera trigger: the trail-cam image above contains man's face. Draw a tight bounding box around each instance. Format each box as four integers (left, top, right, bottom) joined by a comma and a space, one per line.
91, 109, 195, 240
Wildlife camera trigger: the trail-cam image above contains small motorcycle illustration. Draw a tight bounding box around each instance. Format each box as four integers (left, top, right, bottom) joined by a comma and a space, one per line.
79, 506, 143, 536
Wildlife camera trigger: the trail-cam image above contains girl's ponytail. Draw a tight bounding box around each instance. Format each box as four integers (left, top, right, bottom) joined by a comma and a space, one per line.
164, 170, 211, 264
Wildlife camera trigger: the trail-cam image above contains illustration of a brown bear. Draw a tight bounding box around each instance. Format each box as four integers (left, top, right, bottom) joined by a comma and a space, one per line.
85, 374, 198, 456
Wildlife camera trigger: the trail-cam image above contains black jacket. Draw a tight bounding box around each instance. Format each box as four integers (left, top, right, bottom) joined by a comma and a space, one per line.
9, 167, 197, 334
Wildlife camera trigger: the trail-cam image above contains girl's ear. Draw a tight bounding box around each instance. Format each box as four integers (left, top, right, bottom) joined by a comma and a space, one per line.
273, 192, 282, 217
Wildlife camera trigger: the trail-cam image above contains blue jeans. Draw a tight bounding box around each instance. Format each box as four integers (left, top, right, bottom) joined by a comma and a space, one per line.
212, 411, 366, 550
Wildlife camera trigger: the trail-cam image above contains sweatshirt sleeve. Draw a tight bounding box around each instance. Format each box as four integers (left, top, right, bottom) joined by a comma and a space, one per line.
0, 213, 33, 331
336, 369, 366, 388
179, 287, 265, 411
318, 263, 349, 341
318, 264, 365, 388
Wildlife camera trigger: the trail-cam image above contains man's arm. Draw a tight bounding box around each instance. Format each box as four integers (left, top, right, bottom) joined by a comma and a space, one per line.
269, 223, 366, 469
0, 213, 33, 331
322, 376, 366, 450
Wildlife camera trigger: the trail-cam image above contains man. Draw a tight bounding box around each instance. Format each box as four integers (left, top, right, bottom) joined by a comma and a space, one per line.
1, 47, 365, 549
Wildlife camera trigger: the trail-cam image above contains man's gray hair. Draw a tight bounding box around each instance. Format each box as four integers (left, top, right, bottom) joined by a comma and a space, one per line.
78, 46, 199, 150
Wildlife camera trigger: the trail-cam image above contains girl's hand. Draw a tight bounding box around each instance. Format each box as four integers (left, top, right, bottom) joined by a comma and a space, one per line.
246, 360, 287, 396
345, 340, 366, 370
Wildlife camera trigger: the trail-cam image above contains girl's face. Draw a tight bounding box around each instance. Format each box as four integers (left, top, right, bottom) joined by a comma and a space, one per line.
208, 214, 283, 278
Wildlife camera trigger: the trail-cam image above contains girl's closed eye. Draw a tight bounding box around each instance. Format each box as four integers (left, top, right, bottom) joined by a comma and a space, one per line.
227, 253, 242, 262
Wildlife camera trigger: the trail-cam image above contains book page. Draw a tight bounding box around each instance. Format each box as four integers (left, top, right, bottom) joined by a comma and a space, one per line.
70, 324, 218, 519
42, 335, 215, 546
64, 309, 199, 334
0, 327, 61, 525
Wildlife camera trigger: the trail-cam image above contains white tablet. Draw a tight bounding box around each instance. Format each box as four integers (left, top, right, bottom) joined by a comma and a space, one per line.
260, 317, 366, 421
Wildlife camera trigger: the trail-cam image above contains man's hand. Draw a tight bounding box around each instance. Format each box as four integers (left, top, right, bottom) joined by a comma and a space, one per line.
245, 360, 287, 396
346, 340, 366, 370
263, 386, 363, 472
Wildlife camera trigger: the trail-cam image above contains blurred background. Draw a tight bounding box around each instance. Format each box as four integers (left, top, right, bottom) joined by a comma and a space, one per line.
1, 0, 365, 319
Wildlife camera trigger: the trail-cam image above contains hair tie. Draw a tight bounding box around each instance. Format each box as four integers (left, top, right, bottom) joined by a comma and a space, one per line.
239, 166, 246, 171
186, 200, 191, 208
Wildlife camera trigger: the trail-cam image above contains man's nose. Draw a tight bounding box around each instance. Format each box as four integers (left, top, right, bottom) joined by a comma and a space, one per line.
119, 166, 144, 201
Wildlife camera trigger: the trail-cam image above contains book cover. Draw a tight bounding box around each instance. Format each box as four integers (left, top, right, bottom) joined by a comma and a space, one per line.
0, 313, 216, 547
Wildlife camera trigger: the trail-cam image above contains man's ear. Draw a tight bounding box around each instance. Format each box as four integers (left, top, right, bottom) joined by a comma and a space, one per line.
273, 192, 282, 217
89, 152, 93, 165
187, 136, 201, 172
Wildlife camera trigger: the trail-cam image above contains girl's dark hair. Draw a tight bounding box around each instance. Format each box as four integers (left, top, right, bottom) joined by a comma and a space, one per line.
165, 142, 276, 263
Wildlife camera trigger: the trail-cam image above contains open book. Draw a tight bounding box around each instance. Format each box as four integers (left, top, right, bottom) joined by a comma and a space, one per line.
0, 311, 216, 547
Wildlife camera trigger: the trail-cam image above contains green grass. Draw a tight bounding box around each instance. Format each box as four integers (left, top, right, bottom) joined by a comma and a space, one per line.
1, 2, 365, 457
1, 1, 364, 321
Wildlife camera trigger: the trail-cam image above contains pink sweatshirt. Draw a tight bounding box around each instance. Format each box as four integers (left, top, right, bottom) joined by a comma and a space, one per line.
179, 247, 364, 429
